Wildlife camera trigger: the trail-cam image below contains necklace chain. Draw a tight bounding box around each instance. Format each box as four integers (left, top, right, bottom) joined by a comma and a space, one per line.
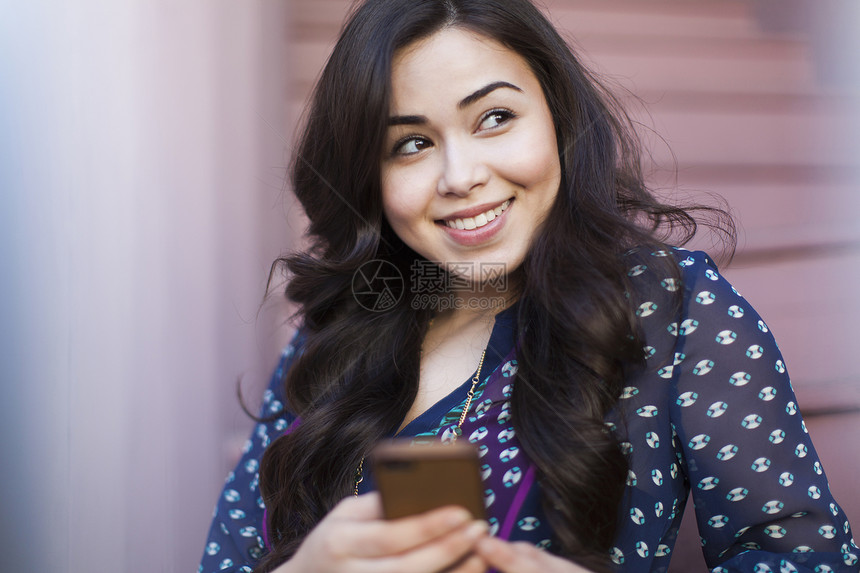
353, 348, 487, 496
456, 350, 486, 429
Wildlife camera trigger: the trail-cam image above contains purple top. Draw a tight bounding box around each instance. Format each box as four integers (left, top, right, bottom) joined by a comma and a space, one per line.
199, 249, 858, 573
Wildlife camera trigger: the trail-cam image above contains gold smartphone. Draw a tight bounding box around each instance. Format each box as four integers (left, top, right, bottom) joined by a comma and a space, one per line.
371, 440, 486, 520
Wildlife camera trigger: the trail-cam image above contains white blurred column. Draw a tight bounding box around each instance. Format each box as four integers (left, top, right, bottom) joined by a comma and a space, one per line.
0, 1, 296, 572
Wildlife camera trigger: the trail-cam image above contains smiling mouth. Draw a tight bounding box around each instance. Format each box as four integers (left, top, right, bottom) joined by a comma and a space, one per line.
441, 199, 512, 231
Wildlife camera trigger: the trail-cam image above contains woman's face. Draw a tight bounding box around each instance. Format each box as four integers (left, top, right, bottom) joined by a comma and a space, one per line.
380, 27, 561, 285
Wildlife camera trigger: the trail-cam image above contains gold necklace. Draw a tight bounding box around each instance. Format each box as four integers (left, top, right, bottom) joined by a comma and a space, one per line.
353, 348, 487, 496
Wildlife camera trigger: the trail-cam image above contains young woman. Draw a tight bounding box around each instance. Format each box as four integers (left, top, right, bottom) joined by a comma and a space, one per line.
199, 1, 857, 572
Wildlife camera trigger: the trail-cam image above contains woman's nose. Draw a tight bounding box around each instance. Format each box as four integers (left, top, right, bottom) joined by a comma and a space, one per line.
436, 141, 490, 196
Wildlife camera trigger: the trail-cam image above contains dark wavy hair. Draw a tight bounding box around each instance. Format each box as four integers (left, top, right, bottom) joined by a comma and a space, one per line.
256, 0, 734, 571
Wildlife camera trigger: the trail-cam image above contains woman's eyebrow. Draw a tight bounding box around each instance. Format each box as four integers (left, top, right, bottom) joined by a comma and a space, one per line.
458, 81, 522, 109
387, 81, 523, 126
388, 114, 426, 127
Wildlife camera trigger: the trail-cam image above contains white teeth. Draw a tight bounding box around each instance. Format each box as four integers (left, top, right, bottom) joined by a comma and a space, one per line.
444, 199, 511, 230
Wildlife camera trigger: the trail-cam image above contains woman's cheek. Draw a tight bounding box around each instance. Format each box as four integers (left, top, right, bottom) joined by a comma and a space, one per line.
492, 134, 560, 191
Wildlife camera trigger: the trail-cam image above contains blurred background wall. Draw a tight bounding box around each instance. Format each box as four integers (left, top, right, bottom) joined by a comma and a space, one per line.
1, 1, 857, 572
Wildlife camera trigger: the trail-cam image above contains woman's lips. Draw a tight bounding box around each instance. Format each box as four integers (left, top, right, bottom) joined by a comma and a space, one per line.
436, 198, 513, 246
441, 199, 512, 231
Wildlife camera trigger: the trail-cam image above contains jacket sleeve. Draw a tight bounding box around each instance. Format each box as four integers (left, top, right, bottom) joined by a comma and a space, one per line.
198, 333, 302, 573
666, 250, 858, 572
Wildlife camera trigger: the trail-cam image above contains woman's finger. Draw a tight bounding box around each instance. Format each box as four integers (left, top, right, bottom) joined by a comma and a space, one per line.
328, 491, 384, 520
475, 537, 593, 573
342, 504, 475, 558
474, 537, 527, 572
444, 552, 488, 573
364, 519, 489, 573
287, 494, 487, 573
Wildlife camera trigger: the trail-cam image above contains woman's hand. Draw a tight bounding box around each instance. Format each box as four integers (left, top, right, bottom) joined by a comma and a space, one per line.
276, 492, 489, 573
475, 537, 595, 573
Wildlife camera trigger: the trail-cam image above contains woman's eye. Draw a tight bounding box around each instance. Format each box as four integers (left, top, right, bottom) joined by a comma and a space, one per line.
478, 109, 516, 131
393, 136, 432, 156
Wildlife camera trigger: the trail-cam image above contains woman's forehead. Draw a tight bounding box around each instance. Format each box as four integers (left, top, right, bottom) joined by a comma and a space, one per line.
389, 28, 537, 112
